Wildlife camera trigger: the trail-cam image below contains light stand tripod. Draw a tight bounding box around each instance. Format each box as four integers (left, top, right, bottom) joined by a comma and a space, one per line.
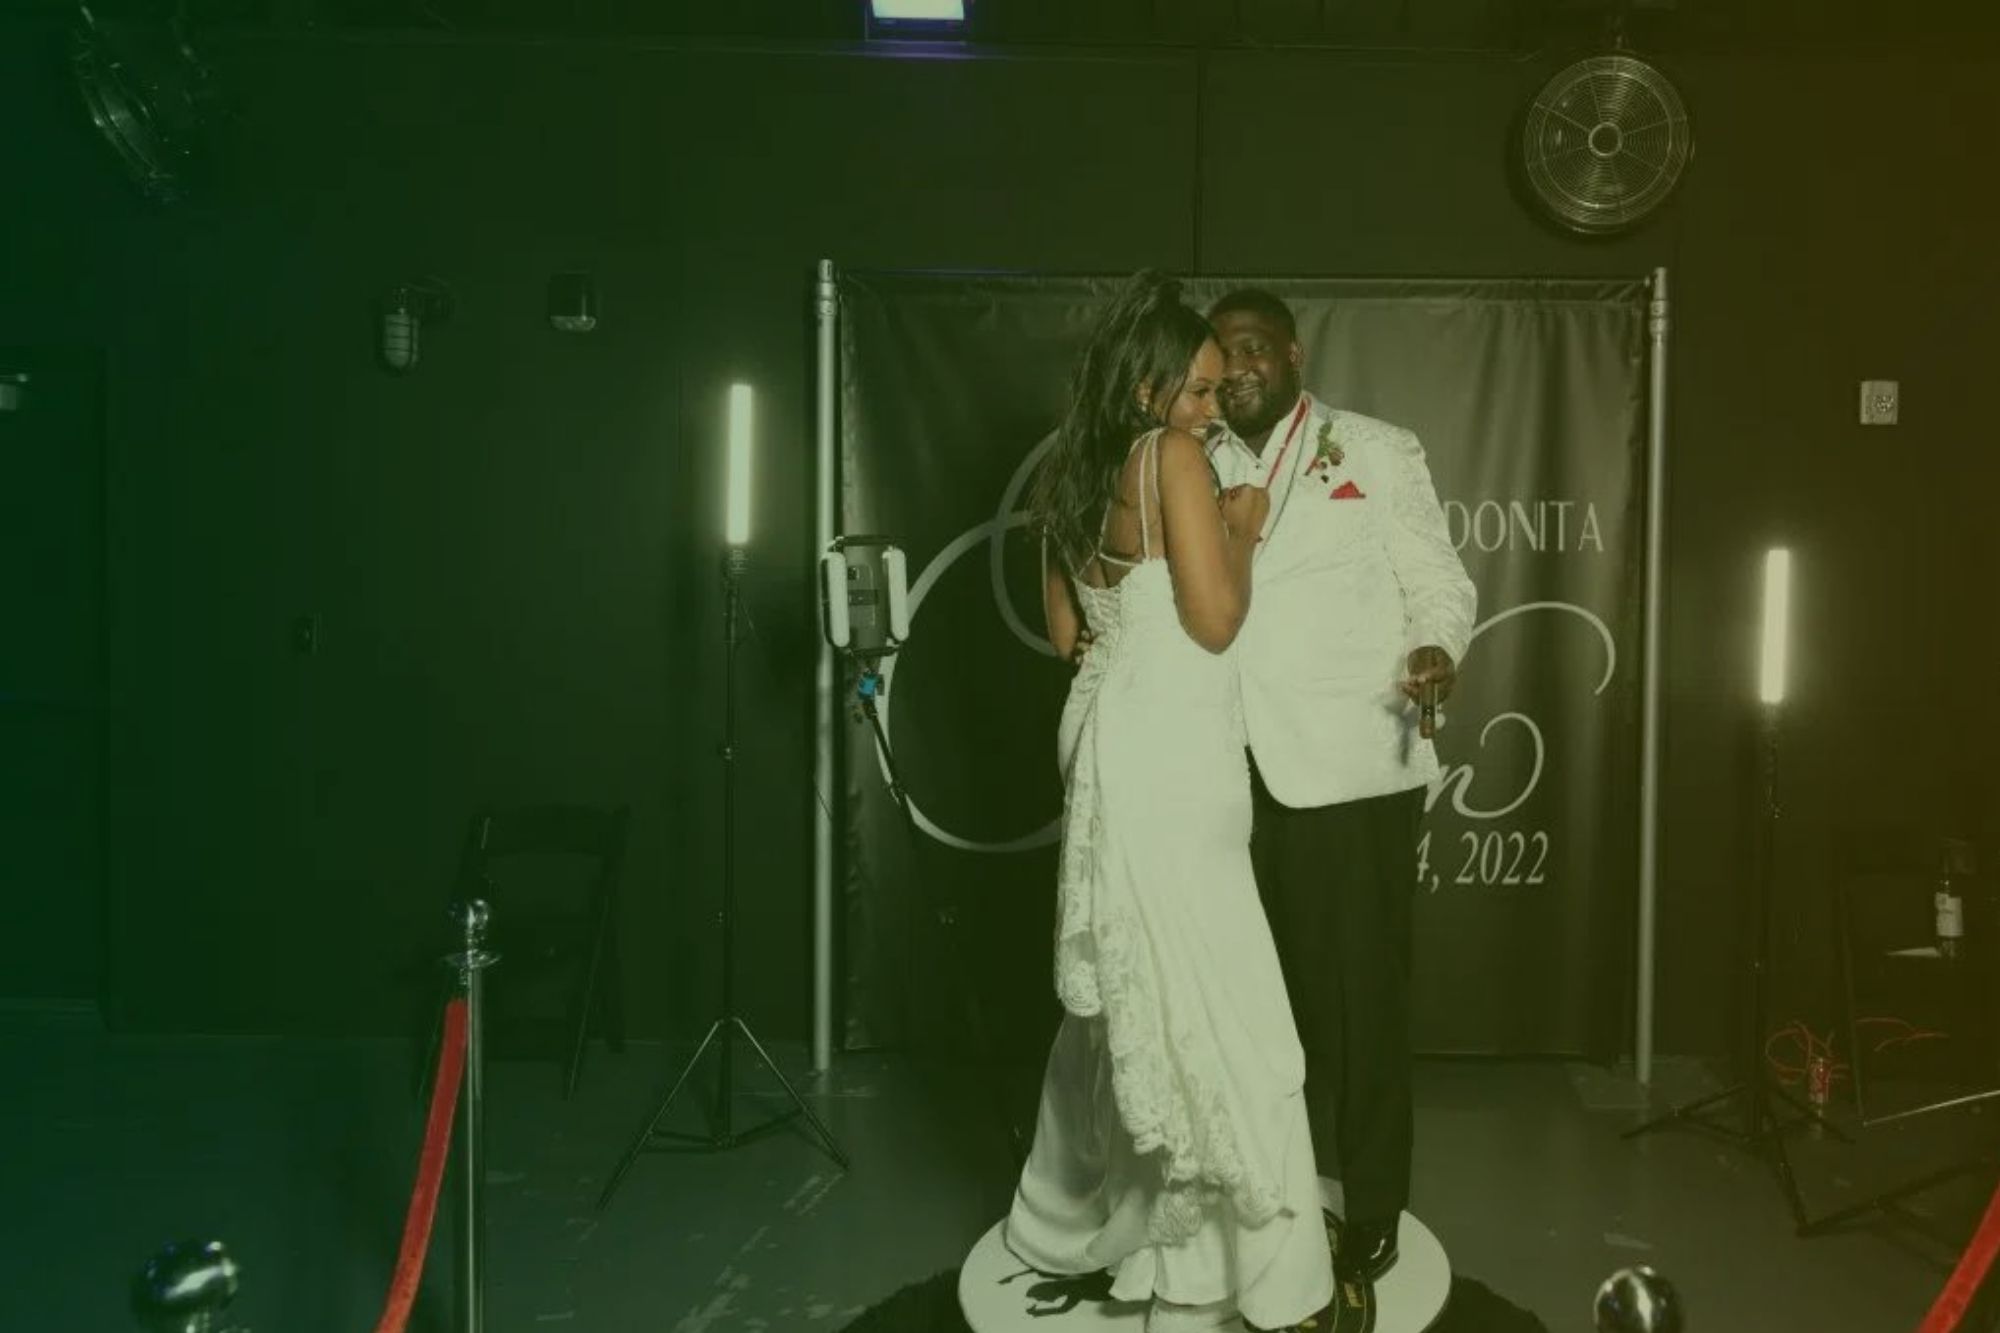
598, 547, 847, 1211
1625, 701, 1841, 1229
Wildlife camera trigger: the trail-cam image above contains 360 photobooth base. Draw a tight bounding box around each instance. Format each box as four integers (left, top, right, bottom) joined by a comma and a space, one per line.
956, 1182, 1449, 1333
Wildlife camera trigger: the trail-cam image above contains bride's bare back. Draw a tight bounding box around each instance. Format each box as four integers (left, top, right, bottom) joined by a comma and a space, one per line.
1064, 429, 1262, 655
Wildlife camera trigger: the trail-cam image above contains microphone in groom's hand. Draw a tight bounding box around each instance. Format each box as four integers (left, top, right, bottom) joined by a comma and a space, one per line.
1401, 646, 1457, 739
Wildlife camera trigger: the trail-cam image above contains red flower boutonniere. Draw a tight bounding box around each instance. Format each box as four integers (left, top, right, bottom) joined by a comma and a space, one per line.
1305, 421, 1365, 499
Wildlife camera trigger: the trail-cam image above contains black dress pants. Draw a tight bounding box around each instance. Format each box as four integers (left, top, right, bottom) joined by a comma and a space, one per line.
1250, 767, 1423, 1227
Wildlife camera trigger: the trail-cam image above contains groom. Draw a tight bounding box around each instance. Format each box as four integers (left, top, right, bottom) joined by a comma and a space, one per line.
1206, 288, 1475, 1284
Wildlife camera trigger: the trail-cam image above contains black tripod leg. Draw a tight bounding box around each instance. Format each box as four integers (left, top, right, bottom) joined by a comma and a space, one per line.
597, 1018, 725, 1210
732, 1017, 850, 1169
1798, 1159, 1996, 1240
1623, 1084, 1747, 1139
1767, 1140, 1809, 1232
1752, 1085, 1812, 1232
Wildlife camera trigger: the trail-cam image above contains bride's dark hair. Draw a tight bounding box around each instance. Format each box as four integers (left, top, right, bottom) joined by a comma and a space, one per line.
1032, 270, 1214, 572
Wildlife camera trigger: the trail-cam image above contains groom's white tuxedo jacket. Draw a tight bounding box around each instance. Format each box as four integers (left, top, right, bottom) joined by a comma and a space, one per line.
1208, 393, 1476, 810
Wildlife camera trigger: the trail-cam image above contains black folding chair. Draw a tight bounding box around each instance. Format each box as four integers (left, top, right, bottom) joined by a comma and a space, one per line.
422, 804, 630, 1099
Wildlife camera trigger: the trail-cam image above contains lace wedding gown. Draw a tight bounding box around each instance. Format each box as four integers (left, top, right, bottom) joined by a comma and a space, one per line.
1004, 433, 1333, 1328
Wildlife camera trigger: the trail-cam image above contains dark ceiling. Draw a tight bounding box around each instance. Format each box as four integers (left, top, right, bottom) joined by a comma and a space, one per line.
23, 0, 2000, 53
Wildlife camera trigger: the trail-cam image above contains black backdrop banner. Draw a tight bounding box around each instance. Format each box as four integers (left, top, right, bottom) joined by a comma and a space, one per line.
837, 273, 1650, 1059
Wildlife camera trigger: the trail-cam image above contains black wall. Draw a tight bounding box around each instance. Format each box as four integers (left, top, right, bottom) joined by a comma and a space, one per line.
2, 22, 1994, 1053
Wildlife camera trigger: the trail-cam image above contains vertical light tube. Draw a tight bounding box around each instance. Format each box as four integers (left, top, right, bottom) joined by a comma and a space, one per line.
726, 384, 754, 547
1759, 548, 1791, 706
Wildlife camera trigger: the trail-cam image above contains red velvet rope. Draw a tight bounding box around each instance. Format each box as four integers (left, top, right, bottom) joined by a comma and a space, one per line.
374, 997, 469, 1333
1916, 1169, 2000, 1333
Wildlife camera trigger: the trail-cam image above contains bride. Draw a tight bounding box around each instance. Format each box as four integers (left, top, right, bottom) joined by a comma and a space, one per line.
1006, 272, 1334, 1333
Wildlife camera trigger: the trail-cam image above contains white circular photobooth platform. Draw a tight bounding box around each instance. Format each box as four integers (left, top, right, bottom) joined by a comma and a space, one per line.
959, 1180, 1450, 1332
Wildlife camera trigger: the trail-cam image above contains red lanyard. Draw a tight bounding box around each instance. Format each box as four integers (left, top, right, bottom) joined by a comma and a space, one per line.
1259, 397, 1312, 488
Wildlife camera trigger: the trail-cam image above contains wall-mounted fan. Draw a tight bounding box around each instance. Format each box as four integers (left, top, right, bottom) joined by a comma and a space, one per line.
1519, 49, 1692, 236
70, 2, 223, 204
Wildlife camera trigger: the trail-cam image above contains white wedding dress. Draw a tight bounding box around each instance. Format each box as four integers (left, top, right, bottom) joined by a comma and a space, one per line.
1004, 433, 1333, 1330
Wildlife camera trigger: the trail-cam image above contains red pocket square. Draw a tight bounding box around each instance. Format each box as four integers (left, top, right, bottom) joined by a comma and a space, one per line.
1330, 480, 1366, 500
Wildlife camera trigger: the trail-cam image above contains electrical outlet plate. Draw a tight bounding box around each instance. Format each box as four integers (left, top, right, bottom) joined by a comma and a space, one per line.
1860, 379, 1899, 425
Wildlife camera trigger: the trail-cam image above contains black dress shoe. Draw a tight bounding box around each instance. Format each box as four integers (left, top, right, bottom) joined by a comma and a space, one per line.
1335, 1217, 1399, 1284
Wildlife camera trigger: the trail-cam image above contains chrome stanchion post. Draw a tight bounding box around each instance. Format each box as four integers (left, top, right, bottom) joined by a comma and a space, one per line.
1594, 1265, 1683, 1333
131, 1240, 240, 1333
449, 898, 499, 1333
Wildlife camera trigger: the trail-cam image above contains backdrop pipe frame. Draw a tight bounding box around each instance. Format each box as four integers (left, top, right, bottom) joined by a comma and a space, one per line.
813, 260, 839, 1073
809, 264, 1671, 1081
1637, 266, 1670, 1086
